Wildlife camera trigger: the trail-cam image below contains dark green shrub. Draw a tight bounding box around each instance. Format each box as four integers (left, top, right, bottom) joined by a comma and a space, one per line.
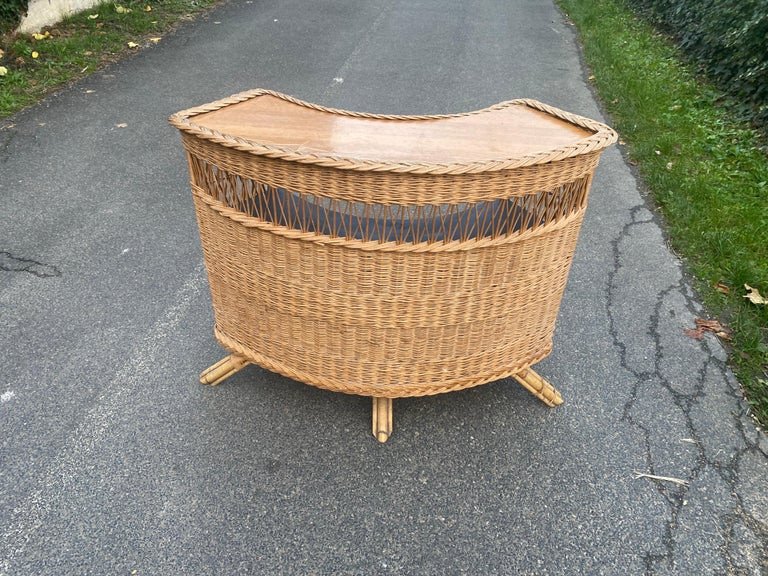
626, 0, 768, 131
0, 0, 28, 34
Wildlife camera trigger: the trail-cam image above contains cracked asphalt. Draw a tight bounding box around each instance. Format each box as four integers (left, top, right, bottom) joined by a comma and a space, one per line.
1, 0, 766, 574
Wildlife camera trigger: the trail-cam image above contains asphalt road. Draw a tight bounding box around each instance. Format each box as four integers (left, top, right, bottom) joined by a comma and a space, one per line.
1, 0, 766, 574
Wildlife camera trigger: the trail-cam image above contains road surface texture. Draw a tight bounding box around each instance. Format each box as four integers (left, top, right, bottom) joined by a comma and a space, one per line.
1, 0, 766, 574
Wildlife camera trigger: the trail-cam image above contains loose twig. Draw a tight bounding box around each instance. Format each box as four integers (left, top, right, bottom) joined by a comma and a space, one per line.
633, 471, 689, 487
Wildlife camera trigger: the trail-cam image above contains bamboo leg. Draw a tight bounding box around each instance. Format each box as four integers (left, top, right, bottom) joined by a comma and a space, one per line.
199, 354, 250, 386
372, 397, 393, 443
513, 368, 563, 407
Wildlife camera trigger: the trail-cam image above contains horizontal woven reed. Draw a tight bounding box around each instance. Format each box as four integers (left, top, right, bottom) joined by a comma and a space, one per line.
173, 90, 616, 398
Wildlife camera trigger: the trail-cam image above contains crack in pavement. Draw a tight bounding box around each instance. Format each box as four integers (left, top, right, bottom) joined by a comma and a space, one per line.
0, 251, 61, 278
606, 205, 767, 574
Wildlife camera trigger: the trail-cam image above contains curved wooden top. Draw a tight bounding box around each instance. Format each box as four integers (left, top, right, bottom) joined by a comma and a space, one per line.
170, 89, 617, 174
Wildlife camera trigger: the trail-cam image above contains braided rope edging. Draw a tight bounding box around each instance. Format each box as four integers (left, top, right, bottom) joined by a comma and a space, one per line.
169, 89, 618, 175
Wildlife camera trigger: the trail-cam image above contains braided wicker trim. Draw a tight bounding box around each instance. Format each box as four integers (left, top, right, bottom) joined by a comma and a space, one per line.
213, 328, 552, 398
170, 89, 618, 175
192, 183, 585, 253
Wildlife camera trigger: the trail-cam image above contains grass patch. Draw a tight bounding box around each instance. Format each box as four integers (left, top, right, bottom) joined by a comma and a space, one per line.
558, 0, 768, 427
0, 0, 220, 118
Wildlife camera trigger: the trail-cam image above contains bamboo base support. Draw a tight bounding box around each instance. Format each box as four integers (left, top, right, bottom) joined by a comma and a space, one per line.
513, 368, 563, 407
200, 354, 250, 386
372, 397, 393, 443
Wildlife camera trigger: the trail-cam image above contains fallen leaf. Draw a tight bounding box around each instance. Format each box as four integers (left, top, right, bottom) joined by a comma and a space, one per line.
0, 48, 4, 58
0, 66, 7, 77
149, 37, 161, 43
684, 328, 703, 340
115, 5, 132, 13
31, 51, 39, 59
714, 282, 730, 295
115, 123, 128, 128
33, 32, 49, 40
88, 13, 99, 19
666, 162, 673, 170
127, 41, 139, 49
744, 284, 767, 305
85, 89, 95, 93
588, 75, 595, 81
696, 318, 725, 331
685, 318, 732, 341
143, 4, 152, 11
84, 50, 93, 56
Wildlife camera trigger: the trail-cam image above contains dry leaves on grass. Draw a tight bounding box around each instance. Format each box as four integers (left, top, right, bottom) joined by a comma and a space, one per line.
684, 318, 732, 341
744, 284, 767, 306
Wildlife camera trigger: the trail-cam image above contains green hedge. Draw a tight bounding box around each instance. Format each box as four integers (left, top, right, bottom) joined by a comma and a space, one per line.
626, 0, 768, 131
0, 0, 28, 34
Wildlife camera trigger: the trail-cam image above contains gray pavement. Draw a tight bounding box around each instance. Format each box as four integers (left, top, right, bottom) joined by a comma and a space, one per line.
1, 0, 766, 574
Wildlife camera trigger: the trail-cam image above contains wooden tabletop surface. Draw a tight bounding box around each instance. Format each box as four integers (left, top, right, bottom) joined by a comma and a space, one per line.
189, 94, 594, 165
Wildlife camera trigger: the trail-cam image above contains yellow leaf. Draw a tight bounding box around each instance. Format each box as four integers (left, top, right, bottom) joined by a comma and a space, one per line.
0, 48, 5, 58
144, 5, 152, 11
744, 284, 767, 305
0, 66, 8, 77
33, 33, 46, 40
149, 37, 161, 44
88, 13, 99, 19
115, 5, 132, 13
127, 41, 139, 49
31, 51, 39, 59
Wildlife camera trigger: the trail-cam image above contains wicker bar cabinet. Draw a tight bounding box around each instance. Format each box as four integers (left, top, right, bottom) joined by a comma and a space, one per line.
170, 90, 616, 442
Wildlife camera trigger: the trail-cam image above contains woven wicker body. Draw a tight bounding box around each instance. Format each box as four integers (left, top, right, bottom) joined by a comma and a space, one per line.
170, 90, 617, 442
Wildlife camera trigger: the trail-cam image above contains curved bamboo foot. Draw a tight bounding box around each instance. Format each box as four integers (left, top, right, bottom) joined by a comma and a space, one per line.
513, 368, 563, 407
200, 354, 250, 386
372, 397, 393, 443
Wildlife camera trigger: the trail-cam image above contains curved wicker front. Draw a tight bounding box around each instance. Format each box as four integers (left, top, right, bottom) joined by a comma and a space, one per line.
172, 90, 617, 398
